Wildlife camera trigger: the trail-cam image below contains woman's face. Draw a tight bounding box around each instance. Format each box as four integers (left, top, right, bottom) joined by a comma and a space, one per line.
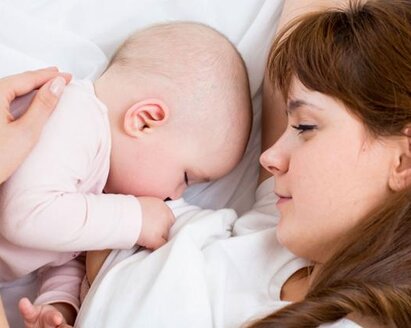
260, 79, 397, 263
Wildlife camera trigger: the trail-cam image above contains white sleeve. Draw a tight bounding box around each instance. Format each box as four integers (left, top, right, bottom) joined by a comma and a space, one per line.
233, 177, 280, 236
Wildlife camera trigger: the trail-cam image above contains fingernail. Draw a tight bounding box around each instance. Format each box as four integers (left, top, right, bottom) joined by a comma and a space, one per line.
49, 76, 66, 97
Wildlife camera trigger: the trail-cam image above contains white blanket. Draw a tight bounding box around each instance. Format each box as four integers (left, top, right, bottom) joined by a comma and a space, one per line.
75, 178, 360, 328
0, 0, 284, 214
75, 178, 293, 327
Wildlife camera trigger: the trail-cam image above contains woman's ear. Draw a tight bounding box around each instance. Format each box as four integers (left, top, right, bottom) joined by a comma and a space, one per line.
123, 99, 169, 138
389, 127, 411, 191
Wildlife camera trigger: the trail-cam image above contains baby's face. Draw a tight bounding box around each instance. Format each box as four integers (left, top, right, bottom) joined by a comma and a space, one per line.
105, 125, 242, 200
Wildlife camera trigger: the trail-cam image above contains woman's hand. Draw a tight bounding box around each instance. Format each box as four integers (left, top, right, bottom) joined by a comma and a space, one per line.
0, 67, 71, 184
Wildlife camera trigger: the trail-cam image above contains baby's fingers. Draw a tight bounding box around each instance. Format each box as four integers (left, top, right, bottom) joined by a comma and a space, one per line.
18, 298, 39, 324
149, 236, 168, 250
42, 309, 64, 328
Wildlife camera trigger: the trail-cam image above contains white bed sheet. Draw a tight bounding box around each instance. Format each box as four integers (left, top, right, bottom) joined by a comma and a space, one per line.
0, 0, 284, 214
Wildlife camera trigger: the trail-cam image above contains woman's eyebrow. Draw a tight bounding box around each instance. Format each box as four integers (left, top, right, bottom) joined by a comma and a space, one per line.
286, 99, 324, 115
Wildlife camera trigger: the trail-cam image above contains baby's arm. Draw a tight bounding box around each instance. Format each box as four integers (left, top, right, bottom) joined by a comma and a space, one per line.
1, 191, 143, 251
85, 196, 177, 286
2, 183, 174, 254
35, 256, 85, 313
19, 298, 75, 328
18, 256, 85, 327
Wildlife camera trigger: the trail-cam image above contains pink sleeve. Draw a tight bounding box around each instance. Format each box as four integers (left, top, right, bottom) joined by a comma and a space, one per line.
34, 254, 85, 312
1, 192, 142, 251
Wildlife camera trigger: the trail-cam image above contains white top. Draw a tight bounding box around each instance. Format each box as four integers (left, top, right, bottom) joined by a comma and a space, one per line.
76, 178, 361, 328
0, 80, 142, 309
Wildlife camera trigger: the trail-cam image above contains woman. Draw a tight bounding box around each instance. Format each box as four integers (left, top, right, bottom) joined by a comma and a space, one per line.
252, 0, 411, 326
0, 68, 70, 327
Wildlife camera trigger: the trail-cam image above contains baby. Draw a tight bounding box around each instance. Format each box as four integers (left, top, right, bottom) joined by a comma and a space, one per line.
0, 22, 252, 327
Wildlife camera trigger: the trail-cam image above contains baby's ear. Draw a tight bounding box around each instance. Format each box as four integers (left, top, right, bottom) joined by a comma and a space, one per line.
123, 99, 169, 138
389, 127, 411, 191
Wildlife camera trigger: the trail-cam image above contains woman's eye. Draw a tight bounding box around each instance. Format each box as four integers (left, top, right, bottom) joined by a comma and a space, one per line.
291, 124, 317, 135
184, 172, 189, 186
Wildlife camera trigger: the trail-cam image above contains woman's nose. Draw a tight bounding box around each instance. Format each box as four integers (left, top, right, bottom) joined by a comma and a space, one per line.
259, 142, 289, 176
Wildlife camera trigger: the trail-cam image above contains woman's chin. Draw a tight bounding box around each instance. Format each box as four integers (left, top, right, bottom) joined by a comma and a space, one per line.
276, 221, 307, 258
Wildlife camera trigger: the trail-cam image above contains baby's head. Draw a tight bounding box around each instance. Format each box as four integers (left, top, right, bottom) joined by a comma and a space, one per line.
95, 22, 252, 199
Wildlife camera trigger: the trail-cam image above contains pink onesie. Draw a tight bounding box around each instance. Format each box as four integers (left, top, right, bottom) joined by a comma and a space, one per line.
0, 80, 142, 312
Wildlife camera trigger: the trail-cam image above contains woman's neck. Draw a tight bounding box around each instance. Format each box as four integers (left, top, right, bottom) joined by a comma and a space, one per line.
280, 266, 311, 302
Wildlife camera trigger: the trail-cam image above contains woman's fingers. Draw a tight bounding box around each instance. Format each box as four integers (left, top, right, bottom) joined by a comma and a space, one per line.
0, 68, 71, 124
0, 68, 70, 103
0, 68, 71, 184
17, 76, 68, 135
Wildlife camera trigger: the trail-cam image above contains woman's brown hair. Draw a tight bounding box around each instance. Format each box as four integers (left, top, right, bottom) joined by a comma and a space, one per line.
251, 0, 411, 327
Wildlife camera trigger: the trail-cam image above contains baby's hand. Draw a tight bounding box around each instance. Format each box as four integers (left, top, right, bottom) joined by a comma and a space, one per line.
18, 298, 73, 328
137, 196, 175, 250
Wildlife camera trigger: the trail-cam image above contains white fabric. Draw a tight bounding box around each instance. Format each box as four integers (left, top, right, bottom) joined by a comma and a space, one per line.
0, 0, 283, 215
75, 178, 360, 328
